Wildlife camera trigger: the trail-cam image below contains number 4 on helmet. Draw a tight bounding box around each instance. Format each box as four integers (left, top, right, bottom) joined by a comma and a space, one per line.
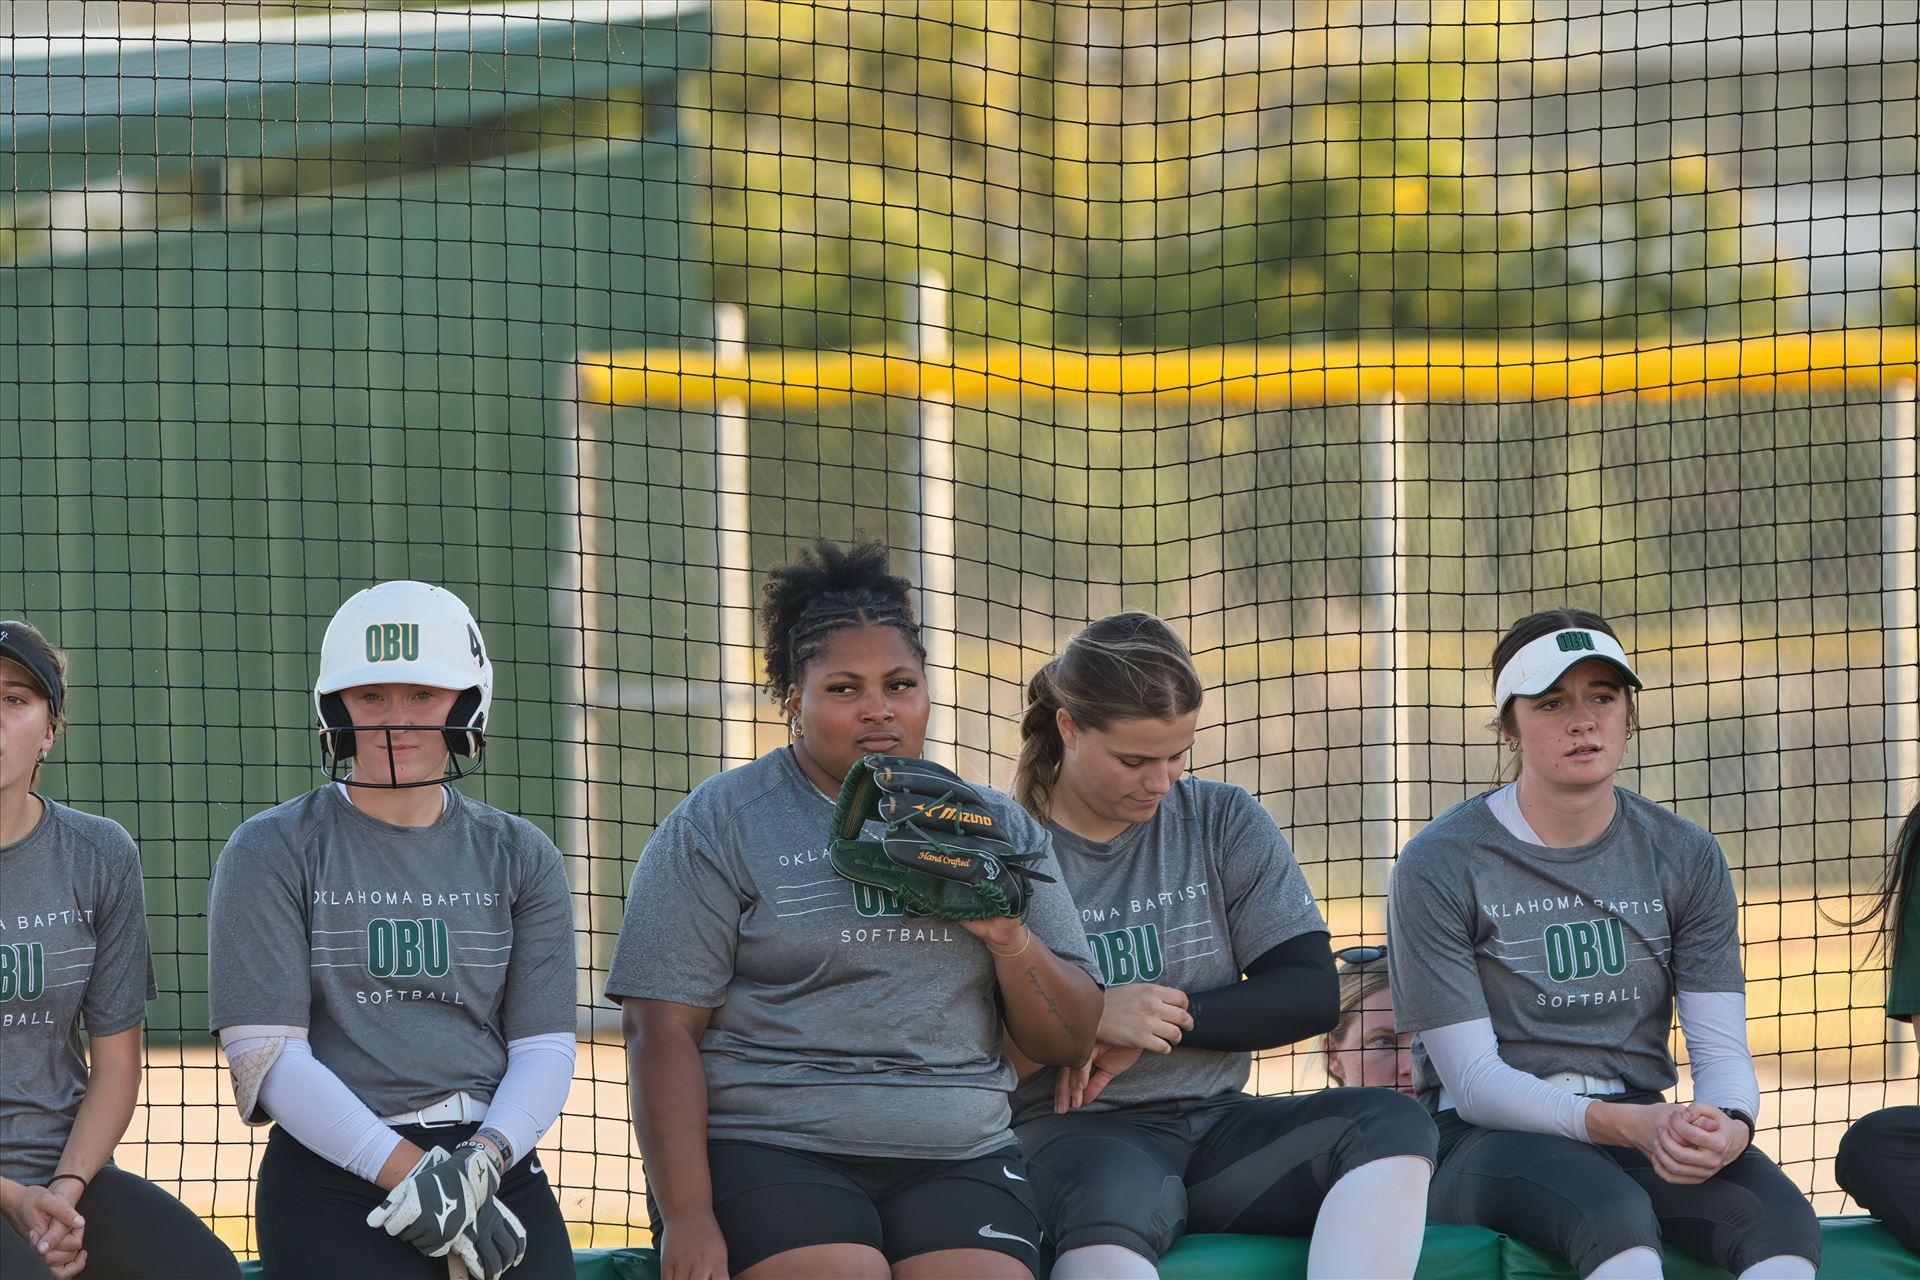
313, 580, 493, 787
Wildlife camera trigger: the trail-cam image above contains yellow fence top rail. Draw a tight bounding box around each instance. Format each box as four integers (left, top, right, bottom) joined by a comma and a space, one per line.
577, 329, 1920, 412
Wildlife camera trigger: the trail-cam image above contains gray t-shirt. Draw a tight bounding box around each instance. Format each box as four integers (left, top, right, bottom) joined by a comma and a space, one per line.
1, 800, 157, 1184
1388, 789, 1744, 1104
207, 786, 576, 1117
603, 748, 1098, 1160
1011, 777, 1326, 1125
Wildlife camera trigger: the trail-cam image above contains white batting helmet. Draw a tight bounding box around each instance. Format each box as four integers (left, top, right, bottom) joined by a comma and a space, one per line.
313, 581, 493, 781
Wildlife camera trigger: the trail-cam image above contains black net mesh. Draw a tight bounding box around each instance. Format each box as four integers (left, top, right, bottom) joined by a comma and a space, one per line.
2, 0, 1916, 1253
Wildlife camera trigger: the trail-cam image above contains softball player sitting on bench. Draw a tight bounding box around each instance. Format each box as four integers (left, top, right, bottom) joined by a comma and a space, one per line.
1323, 945, 1416, 1097
207, 582, 577, 1280
0, 621, 240, 1280
1009, 612, 1436, 1280
1834, 798, 1920, 1252
1389, 607, 1820, 1279
609, 539, 1101, 1280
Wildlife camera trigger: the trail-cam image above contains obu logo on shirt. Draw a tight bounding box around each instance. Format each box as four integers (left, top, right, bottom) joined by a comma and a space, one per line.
1556, 631, 1596, 653
1087, 924, 1164, 985
852, 884, 905, 917
364, 623, 421, 663
0, 942, 46, 1001
367, 918, 450, 978
1543, 917, 1627, 982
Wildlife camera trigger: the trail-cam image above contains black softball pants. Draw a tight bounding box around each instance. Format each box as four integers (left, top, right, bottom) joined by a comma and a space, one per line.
254, 1122, 574, 1279
1430, 1099, 1821, 1278
0, 1165, 238, 1280
1016, 1087, 1437, 1264
1834, 1104, 1920, 1251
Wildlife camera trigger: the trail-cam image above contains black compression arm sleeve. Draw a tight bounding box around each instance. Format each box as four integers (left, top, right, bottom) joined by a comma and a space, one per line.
1180, 930, 1338, 1053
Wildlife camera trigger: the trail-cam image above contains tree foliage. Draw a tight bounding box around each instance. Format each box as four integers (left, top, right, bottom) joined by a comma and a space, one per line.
698, 2, 1817, 349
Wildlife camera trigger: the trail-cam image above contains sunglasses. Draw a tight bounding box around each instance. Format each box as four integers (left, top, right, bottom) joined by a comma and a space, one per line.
1334, 944, 1387, 966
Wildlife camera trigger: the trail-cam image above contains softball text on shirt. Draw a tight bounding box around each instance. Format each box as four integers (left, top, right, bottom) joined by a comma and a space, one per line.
0, 801, 156, 1183
604, 748, 1098, 1161
1011, 777, 1325, 1125
1388, 789, 1744, 1103
207, 786, 575, 1118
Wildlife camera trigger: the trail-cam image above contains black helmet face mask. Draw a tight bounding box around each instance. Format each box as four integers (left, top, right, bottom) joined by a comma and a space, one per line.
316, 690, 488, 788
313, 583, 493, 789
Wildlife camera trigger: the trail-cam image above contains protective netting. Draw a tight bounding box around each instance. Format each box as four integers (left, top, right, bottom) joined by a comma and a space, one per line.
2, 0, 1917, 1256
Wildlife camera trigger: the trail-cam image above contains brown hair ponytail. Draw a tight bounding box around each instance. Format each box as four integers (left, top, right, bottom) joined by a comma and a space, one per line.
1015, 663, 1069, 819
1014, 612, 1203, 821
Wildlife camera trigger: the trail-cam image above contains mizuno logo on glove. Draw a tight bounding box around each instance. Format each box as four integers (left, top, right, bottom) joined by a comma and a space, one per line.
912, 801, 994, 827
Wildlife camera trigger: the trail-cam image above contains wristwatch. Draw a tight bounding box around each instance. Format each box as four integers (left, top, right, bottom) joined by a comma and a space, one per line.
1722, 1107, 1756, 1145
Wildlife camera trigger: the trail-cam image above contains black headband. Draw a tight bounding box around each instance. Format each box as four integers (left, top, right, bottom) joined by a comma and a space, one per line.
0, 622, 64, 718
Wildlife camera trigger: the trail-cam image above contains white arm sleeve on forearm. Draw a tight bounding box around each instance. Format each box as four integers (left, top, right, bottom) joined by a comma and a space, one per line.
1421, 1018, 1594, 1142
477, 1032, 576, 1166
1675, 989, 1760, 1119
220, 1030, 402, 1183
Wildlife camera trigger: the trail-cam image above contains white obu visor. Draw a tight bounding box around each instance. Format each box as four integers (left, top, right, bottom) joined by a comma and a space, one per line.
1493, 628, 1643, 709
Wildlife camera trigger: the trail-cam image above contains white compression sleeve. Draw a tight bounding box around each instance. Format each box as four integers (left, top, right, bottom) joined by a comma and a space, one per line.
477, 1032, 576, 1166
1485, 789, 1758, 1126
1674, 990, 1760, 1120
1486, 783, 1546, 844
224, 1032, 402, 1183
1420, 1018, 1593, 1142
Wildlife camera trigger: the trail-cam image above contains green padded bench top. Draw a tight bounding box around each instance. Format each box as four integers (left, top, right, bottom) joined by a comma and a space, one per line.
232, 1219, 1915, 1278
1150, 1219, 1916, 1279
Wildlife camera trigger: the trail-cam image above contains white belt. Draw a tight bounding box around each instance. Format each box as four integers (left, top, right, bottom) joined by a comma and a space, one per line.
381, 1091, 487, 1128
1437, 1070, 1625, 1113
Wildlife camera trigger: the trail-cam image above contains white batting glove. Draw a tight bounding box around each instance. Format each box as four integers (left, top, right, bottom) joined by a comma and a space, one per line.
450, 1196, 528, 1280
367, 1142, 503, 1258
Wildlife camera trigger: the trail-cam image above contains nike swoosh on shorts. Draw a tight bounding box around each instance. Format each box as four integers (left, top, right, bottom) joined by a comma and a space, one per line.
978, 1224, 1031, 1245
1002, 1165, 1026, 1182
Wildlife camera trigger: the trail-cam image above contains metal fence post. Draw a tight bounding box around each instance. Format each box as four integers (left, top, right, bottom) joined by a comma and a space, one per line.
716, 303, 757, 769
914, 271, 958, 764
1886, 379, 1919, 832
1362, 393, 1415, 863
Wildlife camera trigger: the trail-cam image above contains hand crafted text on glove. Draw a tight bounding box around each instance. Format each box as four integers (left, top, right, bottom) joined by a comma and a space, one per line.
827, 755, 1055, 921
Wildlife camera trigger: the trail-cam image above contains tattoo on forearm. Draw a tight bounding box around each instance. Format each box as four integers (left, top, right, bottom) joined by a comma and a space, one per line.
1024, 965, 1075, 1034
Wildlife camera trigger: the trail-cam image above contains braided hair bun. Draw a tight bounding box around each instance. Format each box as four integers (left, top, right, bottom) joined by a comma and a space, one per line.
759, 539, 926, 713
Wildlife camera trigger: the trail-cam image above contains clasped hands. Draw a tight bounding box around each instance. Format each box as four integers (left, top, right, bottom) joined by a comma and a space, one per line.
367, 1139, 527, 1279
1594, 1099, 1750, 1184
2, 1178, 87, 1280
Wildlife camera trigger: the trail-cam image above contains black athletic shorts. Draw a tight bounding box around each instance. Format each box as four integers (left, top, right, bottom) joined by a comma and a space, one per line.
1835, 1104, 1920, 1251
1015, 1087, 1438, 1263
255, 1121, 574, 1279
0, 1166, 239, 1280
1431, 1096, 1823, 1278
648, 1140, 1043, 1276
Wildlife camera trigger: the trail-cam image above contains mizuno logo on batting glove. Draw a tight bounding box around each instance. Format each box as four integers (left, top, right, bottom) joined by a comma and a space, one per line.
366, 1141, 502, 1260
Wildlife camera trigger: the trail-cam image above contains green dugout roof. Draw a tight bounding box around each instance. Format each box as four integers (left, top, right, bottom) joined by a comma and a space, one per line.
1, 0, 708, 191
